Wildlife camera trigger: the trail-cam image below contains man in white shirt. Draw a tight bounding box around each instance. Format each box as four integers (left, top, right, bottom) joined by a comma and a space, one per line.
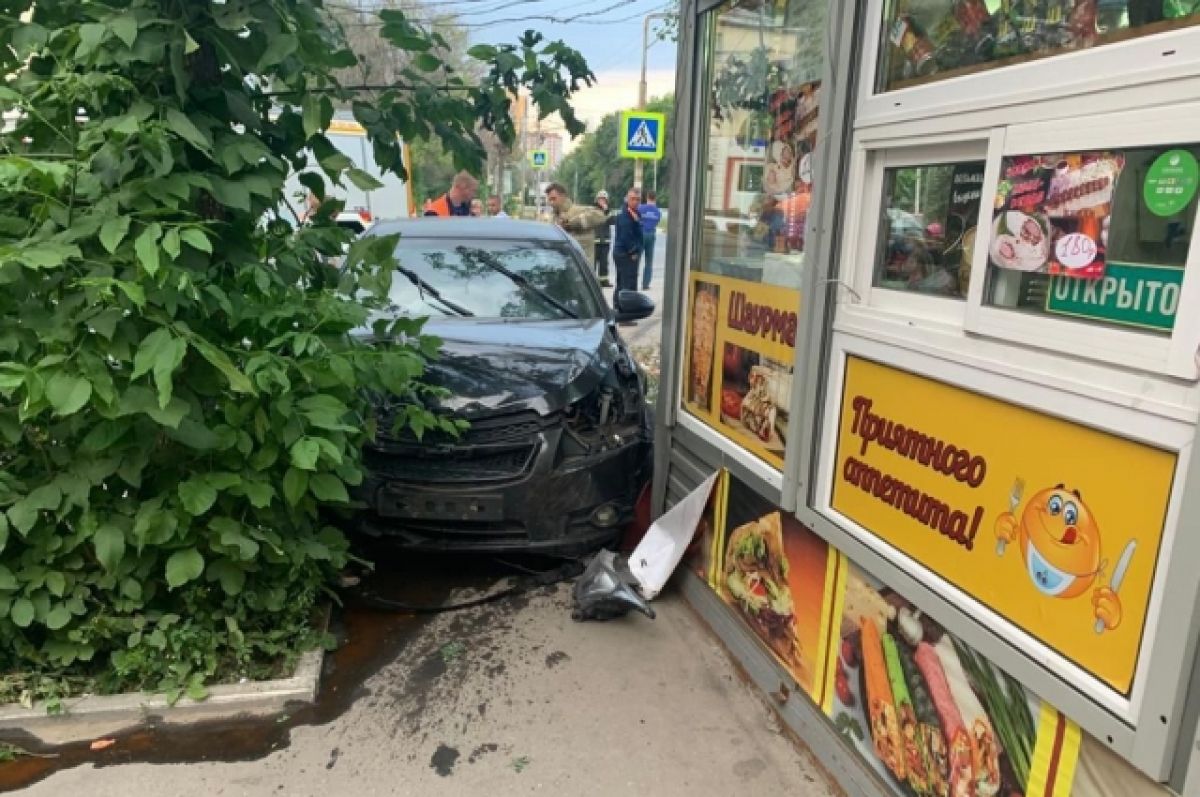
487, 195, 509, 218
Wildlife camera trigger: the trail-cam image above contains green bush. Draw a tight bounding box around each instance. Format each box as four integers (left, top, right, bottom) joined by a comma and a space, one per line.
0, 0, 591, 703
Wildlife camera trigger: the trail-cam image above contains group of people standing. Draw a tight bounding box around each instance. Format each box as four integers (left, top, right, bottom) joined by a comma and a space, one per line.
422, 171, 508, 218
544, 183, 661, 309
420, 171, 664, 311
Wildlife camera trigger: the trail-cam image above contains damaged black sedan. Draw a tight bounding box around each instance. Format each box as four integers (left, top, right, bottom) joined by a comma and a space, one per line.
357, 219, 654, 556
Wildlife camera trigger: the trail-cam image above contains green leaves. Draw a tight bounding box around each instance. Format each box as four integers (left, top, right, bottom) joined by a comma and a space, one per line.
180, 228, 211, 253
11, 598, 34, 628
46, 372, 93, 416
165, 548, 204, 589
132, 328, 187, 407
178, 478, 218, 516
99, 216, 131, 254
111, 15, 139, 49
290, 437, 321, 471
94, 524, 125, 573
165, 108, 212, 154
189, 337, 254, 394
282, 468, 308, 507
134, 223, 163, 275
309, 474, 349, 503
0, 0, 586, 711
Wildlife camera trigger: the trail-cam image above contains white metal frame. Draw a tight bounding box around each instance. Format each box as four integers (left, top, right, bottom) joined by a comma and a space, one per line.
804, 11, 1200, 770
962, 104, 1200, 379
814, 332, 1193, 722
841, 135, 991, 326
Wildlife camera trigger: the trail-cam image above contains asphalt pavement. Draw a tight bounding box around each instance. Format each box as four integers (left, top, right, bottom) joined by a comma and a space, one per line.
20, 568, 839, 797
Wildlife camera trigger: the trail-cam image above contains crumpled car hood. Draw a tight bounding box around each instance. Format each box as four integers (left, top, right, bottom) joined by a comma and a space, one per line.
418, 318, 619, 417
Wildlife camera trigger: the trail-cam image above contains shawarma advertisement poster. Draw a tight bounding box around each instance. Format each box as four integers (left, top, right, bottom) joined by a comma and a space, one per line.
709, 475, 847, 710
684, 272, 799, 469
829, 355, 1177, 696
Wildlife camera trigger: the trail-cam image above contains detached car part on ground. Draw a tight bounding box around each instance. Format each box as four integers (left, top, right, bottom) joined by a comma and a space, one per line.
355, 219, 655, 556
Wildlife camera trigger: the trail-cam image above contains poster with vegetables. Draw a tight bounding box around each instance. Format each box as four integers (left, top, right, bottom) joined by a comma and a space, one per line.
716, 476, 846, 710
990, 152, 1125, 280
831, 566, 1085, 797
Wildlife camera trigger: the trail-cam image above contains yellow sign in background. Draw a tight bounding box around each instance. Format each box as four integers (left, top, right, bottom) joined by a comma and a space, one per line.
683, 272, 800, 468
830, 356, 1177, 695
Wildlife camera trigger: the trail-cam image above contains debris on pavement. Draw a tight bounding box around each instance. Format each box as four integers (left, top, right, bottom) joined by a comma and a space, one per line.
628, 471, 721, 600
439, 641, 466, 663
571, 549, 655, 621
511, 755, 531, 773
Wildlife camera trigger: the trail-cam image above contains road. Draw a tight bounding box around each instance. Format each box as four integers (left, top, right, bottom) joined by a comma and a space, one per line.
20, 556, 839, 797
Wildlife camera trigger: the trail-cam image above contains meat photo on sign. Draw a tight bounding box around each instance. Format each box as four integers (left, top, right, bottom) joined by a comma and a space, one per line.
718, 343, 791, 457
689, 281, 720, 411
832, 568, 1039, 797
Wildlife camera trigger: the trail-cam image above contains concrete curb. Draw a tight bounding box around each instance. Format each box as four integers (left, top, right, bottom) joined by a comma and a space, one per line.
0, 647, 324, 746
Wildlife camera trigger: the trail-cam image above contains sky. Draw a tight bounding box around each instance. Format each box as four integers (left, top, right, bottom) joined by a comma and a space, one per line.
454, 0, 680, 151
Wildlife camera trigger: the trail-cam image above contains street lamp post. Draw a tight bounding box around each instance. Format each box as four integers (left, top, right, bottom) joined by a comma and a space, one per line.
634, 11, 670, 190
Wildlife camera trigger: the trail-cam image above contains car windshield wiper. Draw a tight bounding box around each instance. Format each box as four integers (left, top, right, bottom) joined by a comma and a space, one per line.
396, 264, 474, 317
454, 246, 578, 320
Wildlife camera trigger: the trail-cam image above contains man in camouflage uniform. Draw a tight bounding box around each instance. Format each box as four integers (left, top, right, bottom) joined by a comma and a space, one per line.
545, 183, 607, 258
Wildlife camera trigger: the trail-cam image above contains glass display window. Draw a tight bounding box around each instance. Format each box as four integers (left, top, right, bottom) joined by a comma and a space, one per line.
694, 0, 828, 291
877, 0, 1200, 94
680, 0, 831, 471
874, 161, 987, 299
981, 144, 1198, 335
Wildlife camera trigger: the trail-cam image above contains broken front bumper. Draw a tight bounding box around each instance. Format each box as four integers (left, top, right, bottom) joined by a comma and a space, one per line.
358, 410, 651, 555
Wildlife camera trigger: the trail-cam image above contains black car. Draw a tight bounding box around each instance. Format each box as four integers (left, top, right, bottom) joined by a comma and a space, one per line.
356, 218, 655, 556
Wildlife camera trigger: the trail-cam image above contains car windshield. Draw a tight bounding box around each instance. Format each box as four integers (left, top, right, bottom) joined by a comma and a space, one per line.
378, 237, 602, 320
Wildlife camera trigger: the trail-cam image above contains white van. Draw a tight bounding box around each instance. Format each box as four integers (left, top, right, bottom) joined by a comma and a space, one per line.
282, 117, 413, 231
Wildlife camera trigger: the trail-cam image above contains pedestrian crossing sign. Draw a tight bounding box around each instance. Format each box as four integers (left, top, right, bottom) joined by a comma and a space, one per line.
619, 111, 665, 160
529, 149, 548, 167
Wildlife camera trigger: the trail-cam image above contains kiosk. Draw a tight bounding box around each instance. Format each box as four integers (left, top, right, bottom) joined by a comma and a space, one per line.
655, 2, 1200, 794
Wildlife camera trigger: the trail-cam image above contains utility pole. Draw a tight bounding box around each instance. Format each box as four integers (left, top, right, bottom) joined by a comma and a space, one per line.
634, 11, 670, 190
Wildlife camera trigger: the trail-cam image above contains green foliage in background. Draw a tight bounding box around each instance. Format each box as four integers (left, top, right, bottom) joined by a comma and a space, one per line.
0, 0, 590, 704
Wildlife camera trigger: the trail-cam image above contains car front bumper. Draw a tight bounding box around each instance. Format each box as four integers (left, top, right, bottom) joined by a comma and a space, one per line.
357, 411, 651, 556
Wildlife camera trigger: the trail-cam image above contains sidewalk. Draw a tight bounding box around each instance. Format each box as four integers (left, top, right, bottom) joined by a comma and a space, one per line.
22, 581, 840, 797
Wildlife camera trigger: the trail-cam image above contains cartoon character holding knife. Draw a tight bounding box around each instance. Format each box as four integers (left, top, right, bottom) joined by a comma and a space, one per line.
995, 482, 1135, 634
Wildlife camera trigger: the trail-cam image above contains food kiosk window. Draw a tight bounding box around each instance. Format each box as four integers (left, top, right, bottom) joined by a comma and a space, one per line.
693, 0, 827, 290
982, 144, 1199, 334
878, 0, 1200, 93
874, 161, 986, 299
681, 0, 829, 471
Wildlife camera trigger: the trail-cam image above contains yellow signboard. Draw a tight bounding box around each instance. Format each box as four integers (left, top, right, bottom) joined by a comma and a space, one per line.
830, 356, 1176, 695
683, 272, 799, 468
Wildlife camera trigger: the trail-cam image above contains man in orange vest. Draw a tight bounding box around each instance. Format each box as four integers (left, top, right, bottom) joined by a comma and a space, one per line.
424, 171, 478, 217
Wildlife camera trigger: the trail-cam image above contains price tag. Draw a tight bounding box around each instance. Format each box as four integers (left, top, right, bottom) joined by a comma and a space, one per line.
1055, 232, 1097, 270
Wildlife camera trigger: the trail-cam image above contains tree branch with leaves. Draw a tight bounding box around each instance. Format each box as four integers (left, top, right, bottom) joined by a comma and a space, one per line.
0, 0, 591, 703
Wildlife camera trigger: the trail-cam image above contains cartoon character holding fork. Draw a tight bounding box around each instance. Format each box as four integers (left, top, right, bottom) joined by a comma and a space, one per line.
995, 480, 1135, 633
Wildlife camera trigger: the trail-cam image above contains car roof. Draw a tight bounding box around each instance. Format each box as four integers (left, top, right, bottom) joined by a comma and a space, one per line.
366, 217, 572, 243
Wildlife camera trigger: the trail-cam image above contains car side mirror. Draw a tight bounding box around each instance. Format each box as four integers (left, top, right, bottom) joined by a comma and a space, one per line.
615, 290, 655, 323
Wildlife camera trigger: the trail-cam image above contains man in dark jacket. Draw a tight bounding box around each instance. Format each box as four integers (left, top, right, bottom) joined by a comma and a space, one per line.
612, 187, 643, 310
592, 190, 614, 287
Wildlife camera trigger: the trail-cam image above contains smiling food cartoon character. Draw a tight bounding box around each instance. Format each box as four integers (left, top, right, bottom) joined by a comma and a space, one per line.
995, 484, 1123, 631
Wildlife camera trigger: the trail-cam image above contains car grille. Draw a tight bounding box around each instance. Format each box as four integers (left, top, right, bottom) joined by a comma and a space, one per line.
368, 409, 548, 484
365, 444, 536, 484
